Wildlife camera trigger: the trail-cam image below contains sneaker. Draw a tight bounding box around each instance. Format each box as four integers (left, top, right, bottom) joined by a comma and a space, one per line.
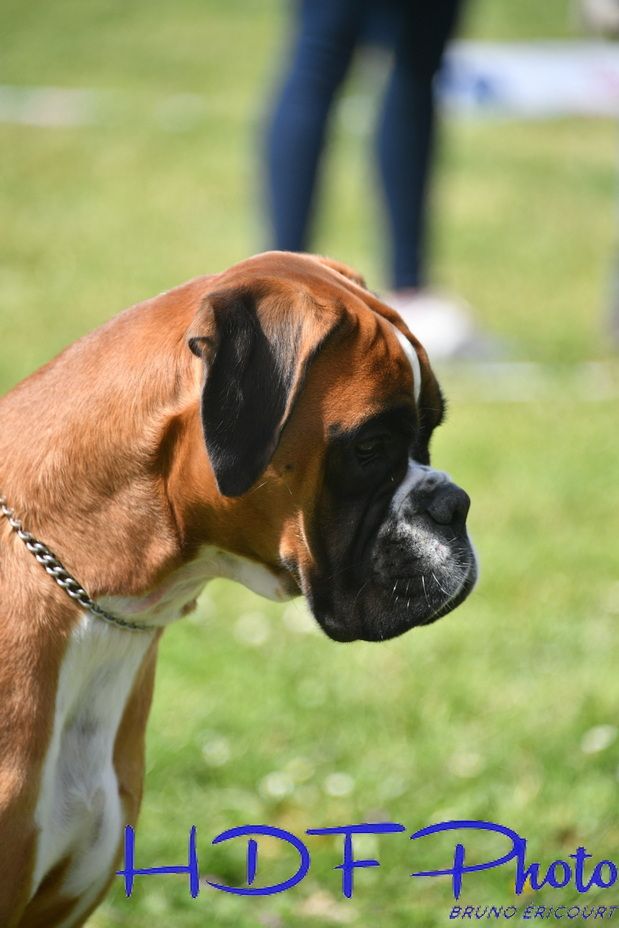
578, 0, 619, 36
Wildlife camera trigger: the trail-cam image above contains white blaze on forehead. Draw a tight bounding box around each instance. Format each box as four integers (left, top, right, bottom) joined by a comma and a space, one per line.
389, 322, 422, 404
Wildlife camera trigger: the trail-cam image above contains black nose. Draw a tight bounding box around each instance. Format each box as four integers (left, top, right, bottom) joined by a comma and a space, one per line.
424, 484, 471, 528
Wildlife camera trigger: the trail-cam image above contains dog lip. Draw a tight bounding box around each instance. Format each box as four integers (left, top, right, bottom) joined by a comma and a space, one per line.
309, 536, 477, 643
320, 620, 358, 643
422, 559, 478, 622
372, 550, 477, 618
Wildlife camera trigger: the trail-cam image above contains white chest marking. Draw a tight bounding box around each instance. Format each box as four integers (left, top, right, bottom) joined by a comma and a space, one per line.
31, 614, 154, 921
29, 553, 293, 924
390, 322, 422, 403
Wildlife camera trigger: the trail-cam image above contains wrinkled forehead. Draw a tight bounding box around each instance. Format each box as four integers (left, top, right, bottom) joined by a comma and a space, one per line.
322, 292, 445, 440
346, 295, 425, 399
295, 301, 421, 437
219, 252, 441, 431
362, 294, 446, 431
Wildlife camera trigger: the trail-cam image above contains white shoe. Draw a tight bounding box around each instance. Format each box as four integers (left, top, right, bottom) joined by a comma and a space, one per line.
578, 0, 619, 35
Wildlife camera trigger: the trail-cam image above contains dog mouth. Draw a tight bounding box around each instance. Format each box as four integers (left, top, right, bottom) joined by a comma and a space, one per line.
385, 552, 476, 622
308, 541, 478, 643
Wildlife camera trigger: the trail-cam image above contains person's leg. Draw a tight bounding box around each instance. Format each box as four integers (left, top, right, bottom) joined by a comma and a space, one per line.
265, 0, 366, 251
375, 0, 464, 289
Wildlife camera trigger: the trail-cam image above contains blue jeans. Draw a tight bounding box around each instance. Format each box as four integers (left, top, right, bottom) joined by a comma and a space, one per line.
265, 0, 463, 288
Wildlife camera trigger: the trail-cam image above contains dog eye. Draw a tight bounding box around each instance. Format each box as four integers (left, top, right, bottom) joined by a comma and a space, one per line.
355, 436, 387, 462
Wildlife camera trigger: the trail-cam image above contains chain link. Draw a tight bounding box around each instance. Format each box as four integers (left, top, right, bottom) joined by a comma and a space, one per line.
0, 495, 151, 633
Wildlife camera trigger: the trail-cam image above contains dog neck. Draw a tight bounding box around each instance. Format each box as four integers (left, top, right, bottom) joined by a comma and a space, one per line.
0, 279, 215, 622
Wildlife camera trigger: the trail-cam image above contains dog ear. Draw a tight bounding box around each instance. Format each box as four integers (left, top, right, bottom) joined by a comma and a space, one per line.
188, 284, 345, 497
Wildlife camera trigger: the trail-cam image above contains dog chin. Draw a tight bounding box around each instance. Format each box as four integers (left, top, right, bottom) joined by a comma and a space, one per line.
313, 555, 478, 643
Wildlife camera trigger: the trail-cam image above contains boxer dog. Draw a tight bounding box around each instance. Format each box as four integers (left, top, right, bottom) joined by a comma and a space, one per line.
0, 252, 476, 926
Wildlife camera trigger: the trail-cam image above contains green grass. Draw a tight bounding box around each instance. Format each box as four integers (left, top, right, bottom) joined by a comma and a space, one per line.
1, 1, 619, 925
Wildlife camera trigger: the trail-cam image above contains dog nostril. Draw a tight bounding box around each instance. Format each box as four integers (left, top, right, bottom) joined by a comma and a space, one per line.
426, 485, 470, 527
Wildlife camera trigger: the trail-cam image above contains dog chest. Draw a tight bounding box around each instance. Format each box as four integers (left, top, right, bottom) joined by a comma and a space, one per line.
30, 614, 154, 919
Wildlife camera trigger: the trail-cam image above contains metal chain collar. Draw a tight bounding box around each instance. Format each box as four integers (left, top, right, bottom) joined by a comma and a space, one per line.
0, 495, 151, 633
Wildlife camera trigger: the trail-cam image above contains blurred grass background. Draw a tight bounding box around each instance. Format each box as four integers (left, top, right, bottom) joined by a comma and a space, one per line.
1, 1, 618, 925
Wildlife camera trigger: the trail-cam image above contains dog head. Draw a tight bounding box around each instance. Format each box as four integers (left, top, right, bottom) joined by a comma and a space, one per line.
187, 251, 476, 642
